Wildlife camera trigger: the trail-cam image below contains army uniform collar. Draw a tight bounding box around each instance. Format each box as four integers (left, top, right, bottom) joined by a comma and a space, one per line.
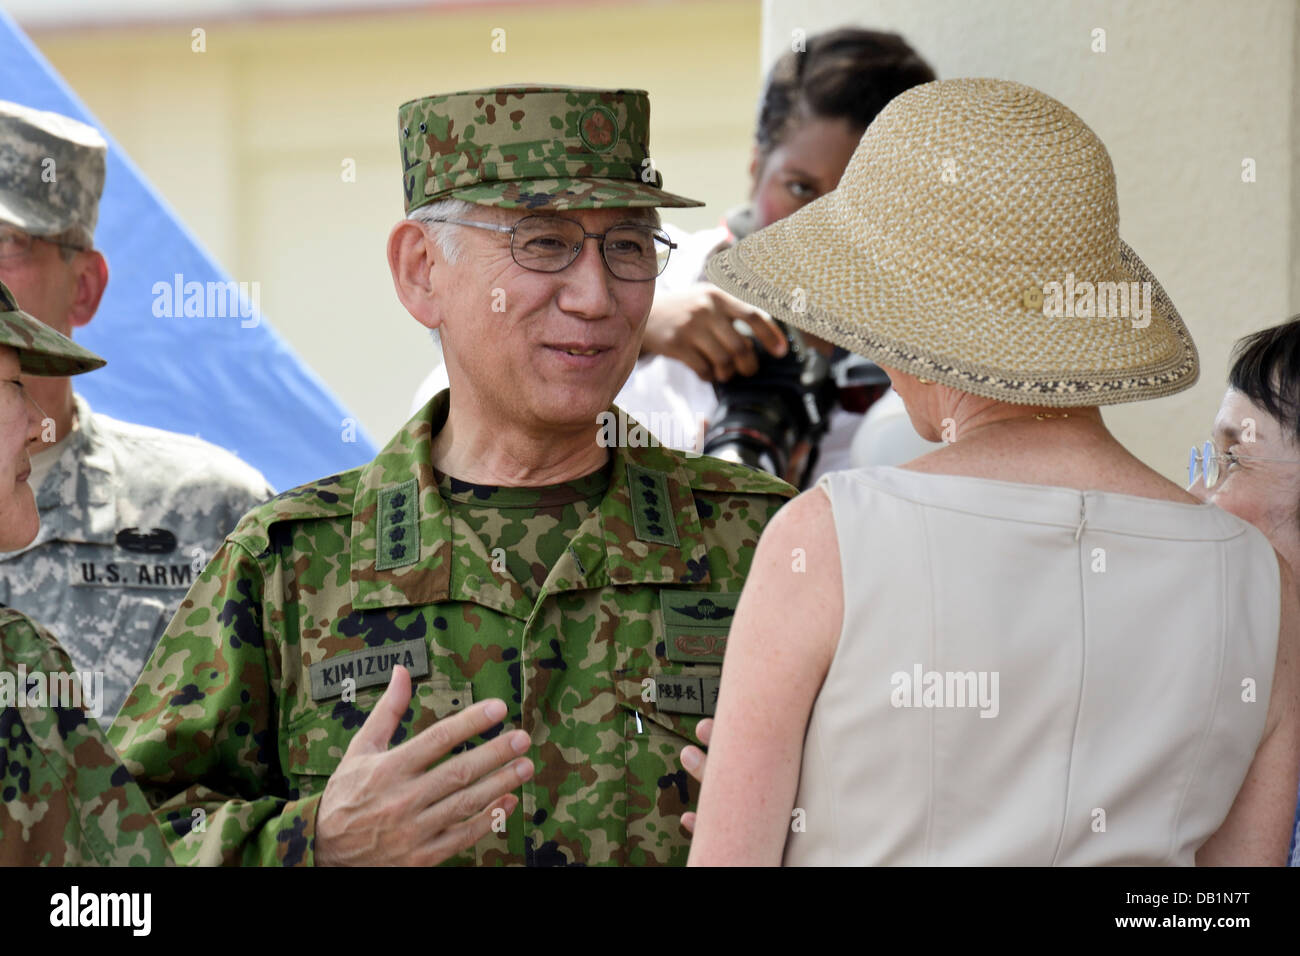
349, 389, 712, 617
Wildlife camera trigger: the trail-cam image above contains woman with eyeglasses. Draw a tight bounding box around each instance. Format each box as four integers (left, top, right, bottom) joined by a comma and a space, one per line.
1190, 315, 1300, 865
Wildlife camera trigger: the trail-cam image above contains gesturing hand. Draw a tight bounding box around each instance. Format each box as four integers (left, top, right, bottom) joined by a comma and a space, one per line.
679, 717, 712, 835
316, 664, 533, 865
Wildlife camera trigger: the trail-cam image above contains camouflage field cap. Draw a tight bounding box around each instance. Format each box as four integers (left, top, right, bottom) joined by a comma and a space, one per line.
399, 86, 704, 212
0, 280, 105, 376
0, 100, 107, 245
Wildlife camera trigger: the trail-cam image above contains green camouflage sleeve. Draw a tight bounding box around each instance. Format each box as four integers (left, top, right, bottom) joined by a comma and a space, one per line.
0, 609, 171, 866
108, 540, 318, 866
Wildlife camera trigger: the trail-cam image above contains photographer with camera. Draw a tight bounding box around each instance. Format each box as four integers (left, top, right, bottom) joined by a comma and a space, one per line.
622, 27, 941, 487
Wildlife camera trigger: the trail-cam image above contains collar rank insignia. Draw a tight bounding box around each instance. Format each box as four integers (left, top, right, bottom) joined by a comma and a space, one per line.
626, 463, 679, 547
375, 479, 419, 571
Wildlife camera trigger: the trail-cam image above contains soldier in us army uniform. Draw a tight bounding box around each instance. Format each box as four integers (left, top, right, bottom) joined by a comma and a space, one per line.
0, 101, 276, 725
111, 85, 795, 867
0, 280, 170, 865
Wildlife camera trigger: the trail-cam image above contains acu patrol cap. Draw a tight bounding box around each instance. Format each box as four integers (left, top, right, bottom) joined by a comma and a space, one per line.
0, 100, 107, 245
398, 85, 705, 213
0, 279, 105, 376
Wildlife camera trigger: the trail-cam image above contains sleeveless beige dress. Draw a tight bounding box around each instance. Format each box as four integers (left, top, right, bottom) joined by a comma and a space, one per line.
782, 466, 1279, 866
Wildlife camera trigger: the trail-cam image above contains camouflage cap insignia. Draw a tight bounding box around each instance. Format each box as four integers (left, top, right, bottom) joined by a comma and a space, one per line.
579, 105, 618, 152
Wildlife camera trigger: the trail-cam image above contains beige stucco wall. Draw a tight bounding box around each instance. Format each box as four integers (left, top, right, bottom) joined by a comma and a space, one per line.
28, 0, 762, 444
762, 0, 1299, 480
26, 0, 1298, 471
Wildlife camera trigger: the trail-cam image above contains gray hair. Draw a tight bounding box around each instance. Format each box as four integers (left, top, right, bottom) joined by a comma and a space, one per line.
408, 198, 479, 352
408, 197, 480, 351
406, 197, 479, 265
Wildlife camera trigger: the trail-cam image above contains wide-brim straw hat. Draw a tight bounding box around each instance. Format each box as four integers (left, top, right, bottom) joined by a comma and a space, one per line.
706, 78, 1197, 407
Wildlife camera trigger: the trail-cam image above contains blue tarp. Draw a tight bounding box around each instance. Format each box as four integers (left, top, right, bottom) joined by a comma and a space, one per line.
0, 8, 376, 492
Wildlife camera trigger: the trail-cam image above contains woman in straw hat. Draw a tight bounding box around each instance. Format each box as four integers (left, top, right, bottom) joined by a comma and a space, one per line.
686, 79, 1299, 865
0, 280, 170, 865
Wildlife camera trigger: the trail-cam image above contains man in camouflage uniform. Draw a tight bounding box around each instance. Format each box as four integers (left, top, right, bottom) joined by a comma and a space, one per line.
0, 101, 276, 724
111, 86, 794, 866
0, 280, 170, 865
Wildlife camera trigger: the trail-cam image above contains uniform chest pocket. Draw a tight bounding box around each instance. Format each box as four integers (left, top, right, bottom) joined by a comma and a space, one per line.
284, 676, 474, 789
615, 664, 717, 866
615, 666, 717, 746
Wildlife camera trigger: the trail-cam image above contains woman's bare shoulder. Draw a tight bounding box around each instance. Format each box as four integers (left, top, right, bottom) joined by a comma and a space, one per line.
764, 484, 840, 567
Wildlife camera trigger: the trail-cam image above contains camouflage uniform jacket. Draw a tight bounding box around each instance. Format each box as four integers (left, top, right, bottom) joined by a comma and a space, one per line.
0, 393, 276, 724
110, 390, 794, 866
0, 606, 171, 865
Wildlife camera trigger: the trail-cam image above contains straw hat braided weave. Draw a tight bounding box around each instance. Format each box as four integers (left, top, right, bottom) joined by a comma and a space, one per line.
706, 78, 1198, 407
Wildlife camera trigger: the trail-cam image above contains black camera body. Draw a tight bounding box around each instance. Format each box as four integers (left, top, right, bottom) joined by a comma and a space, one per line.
701, 322, 840, 488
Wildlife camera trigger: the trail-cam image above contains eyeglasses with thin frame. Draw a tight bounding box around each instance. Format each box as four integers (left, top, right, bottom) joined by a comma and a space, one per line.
427, 215, 675, 282
1187, 439, 1300, 490
0, 224, 88, 261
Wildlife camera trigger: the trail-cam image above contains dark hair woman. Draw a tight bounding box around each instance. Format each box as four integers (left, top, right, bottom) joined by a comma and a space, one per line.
747, 28, 937, 229
623, 28, 939, 483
